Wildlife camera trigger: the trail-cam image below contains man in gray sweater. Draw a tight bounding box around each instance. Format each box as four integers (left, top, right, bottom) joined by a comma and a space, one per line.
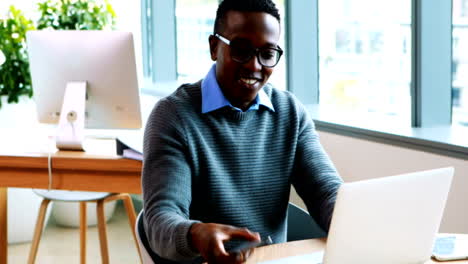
142, 0, 343, 263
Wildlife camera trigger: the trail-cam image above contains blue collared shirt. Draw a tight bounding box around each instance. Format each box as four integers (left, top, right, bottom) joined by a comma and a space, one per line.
201, 64, 275, 114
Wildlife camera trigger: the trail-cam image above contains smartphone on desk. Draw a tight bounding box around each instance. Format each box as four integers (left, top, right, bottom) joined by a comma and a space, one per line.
432, 235, 468, 261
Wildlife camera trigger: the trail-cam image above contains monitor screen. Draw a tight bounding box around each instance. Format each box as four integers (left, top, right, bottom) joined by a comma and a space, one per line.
27, 30, 142, 130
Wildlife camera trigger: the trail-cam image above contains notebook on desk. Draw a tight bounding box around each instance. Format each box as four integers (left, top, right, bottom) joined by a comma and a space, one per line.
116, 134, 143, 161
261, 167, 454, 264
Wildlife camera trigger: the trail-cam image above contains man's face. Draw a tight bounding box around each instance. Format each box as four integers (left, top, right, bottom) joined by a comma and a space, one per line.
210, 11, 281, 110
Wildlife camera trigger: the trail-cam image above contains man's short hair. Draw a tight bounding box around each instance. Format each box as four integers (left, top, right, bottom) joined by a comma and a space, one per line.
214, 0, 281, 34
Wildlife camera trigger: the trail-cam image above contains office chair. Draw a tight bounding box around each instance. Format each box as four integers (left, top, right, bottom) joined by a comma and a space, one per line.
135, 202, 326, 264
135, 210, 158, 264
286, 202, 326, 241
29, 190, 142, 264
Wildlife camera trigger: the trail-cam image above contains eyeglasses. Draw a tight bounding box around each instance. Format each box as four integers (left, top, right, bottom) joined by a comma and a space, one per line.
215, 34, 283, 68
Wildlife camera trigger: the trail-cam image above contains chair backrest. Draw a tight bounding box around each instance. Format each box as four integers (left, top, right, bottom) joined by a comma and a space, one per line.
135, 210, 157, 264
136, 211, 204, 264
286, 202, 326, 241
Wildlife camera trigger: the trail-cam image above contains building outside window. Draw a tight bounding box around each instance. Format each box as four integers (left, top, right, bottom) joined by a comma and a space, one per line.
175, 0, 218, 83
318, 0, 412, 125
267, 0, 286, 91
175, 0, 287, 90
453, 0, 468, 126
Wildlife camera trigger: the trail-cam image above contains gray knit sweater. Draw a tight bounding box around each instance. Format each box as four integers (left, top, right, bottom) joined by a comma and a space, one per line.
142, 81, 343, 263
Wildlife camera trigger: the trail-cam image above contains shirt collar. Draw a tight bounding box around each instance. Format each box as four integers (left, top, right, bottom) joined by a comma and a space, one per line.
201, 64, 275, 114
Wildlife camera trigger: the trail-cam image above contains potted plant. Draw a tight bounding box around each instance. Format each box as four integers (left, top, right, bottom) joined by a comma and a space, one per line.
0, 6, 35, 108
36, 0, 116, 30
0, 0, 116, 109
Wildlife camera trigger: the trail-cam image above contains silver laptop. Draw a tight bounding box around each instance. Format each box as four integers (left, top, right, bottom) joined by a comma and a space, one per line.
320, 167, 454, 264
261, 167, 454, 264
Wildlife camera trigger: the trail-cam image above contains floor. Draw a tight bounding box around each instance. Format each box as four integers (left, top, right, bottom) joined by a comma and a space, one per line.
8, 203, 141, 264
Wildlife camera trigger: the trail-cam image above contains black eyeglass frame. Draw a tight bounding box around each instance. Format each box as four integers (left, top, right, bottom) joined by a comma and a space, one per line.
215, 33, 283, 68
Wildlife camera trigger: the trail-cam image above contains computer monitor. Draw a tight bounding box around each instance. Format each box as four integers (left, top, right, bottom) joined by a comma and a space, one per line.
26, 30, 142, 150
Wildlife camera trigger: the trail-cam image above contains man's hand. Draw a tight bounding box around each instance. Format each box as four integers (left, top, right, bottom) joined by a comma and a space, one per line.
189, 223, 261, 264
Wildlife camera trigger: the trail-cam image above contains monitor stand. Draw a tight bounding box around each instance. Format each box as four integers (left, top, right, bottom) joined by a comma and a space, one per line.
56, 81, 87, 151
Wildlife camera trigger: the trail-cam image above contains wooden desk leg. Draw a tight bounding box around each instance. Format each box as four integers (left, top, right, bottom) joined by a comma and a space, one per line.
0, 188, 7, 264
80, 202, 87, 264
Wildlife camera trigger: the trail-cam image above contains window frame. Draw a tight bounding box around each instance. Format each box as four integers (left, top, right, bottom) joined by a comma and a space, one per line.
141, 0, 177, 84
141, 0, 467, 159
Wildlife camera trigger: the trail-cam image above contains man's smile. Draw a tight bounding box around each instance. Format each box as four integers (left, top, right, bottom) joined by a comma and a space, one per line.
238, 74, 263, 89
240, 77, 259, 85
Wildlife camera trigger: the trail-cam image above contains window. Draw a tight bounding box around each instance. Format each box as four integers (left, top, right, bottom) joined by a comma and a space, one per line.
144, 1, 464, 152
267, 0, 287, 91
174, 0, 287, 89
453, 0, 468, 126
175, 0, 218, 83
318, 0, 412, 125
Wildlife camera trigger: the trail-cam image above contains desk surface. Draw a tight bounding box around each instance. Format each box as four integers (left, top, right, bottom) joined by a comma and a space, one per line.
0, 135, 142, 264
247, 235, 468, 263
1, 133, 467, 264
0, 137, 142, 193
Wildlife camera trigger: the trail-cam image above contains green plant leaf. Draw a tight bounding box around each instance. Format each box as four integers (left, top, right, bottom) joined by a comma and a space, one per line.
0, 6, 35, 107
0, 0, 116, 109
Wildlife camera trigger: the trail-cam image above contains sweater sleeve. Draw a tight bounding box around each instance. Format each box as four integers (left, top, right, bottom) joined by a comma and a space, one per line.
291, 104, 343, 233
142, 98, 201, 261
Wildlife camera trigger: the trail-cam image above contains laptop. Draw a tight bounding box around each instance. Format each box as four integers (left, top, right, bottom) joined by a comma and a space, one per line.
261, 167, 454, 264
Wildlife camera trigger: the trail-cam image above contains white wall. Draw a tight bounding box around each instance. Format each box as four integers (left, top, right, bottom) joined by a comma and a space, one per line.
290, 130, 468, 233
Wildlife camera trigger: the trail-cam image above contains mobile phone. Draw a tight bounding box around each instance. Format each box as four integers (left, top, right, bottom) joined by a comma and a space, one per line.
228, 240, 263, 254
228, 236, 273, 254
432, 236, 468, 261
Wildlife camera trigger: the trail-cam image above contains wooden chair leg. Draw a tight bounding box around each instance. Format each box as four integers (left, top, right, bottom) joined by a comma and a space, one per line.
28, 199, 51, 264
80, 202, 87, 264
120, 194, 142, 263
96, 200, 109, 264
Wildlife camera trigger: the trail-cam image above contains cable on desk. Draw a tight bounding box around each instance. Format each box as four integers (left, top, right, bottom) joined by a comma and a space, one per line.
47, 151, 53, 190
47, 136, 54, 191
